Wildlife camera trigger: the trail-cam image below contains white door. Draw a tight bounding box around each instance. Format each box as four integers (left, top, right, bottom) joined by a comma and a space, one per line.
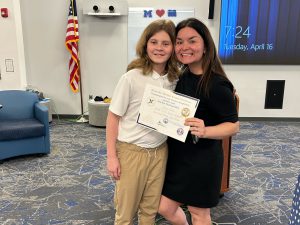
0, 0, 26, 90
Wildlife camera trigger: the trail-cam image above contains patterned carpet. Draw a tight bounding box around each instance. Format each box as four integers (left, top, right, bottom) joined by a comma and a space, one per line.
0, 120, 299, 225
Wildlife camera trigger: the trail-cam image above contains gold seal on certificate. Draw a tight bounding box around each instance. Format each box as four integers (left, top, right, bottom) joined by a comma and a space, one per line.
137, 84, 200, 142
181, 107, 190, 118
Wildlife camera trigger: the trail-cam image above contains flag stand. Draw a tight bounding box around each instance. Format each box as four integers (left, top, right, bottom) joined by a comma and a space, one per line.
76, 115, 88, 123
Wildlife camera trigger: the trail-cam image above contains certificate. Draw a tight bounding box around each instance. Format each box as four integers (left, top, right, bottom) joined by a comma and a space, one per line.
137, 84, 199, 142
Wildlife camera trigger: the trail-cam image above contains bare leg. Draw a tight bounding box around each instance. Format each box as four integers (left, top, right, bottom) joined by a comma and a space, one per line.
158, 195, 189, 225
188, 205, 211, 225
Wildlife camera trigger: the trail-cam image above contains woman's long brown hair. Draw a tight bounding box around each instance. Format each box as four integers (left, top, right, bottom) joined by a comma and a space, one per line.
176, 18, 230, 96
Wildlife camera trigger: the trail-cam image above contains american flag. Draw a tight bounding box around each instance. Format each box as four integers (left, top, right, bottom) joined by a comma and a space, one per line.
65, 0, 80, 93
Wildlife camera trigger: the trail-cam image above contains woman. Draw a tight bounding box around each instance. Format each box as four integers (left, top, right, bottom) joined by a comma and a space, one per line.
106, 19, 179, 225
159, 18, 239, 225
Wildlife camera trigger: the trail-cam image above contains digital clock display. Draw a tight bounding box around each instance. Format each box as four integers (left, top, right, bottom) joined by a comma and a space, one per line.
225, 26, 251, 39
218, 0, 300, 65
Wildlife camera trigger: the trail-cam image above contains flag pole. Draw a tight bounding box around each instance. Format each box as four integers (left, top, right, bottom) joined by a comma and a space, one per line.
66, 0, 87, 122
76, 60, 88, 123
78, 61, 84, 116
68, 0, 86, 123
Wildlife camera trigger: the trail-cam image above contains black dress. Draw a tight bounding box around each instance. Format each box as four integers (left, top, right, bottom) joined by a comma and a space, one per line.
162, 70, 238, 208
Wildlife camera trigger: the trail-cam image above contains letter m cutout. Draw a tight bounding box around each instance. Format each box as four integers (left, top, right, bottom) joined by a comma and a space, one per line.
144, 10, 153, 18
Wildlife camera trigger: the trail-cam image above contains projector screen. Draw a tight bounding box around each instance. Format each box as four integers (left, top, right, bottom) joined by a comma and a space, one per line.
218, 0, 300, 65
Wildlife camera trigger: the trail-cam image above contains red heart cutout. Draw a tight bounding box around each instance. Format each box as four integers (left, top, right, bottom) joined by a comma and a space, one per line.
156, 9, 165, 17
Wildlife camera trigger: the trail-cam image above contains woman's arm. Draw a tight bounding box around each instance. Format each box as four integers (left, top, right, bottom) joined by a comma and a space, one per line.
106, 111, 121, 180
185, 118, 239, 140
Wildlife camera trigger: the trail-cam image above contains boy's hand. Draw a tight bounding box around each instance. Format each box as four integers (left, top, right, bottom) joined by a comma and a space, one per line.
107, 156, 121, 180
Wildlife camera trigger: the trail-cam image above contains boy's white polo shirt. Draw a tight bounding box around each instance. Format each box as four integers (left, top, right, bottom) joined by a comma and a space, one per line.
109, 68, 177, 148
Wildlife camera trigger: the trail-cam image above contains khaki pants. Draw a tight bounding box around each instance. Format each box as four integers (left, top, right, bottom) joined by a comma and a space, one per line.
114, 141, 168, 225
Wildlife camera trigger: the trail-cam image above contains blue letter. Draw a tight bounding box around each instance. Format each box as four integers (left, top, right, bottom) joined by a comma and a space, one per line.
144, 10, 153, 18
168, 10, 177, 17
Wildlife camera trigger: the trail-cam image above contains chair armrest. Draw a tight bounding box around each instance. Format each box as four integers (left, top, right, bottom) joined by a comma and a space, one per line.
35, 103, 50, 151
35, 103, 49, 124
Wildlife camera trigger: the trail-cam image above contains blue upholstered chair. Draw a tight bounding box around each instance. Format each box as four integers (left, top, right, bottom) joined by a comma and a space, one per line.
0, 90, 50, 160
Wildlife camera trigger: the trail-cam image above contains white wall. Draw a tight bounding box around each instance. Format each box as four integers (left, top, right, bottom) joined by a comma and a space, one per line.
14, 0, 300, 117
0, 0, 26, 90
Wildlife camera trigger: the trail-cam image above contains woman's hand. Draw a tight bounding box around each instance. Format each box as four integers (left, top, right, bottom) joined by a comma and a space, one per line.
185, 118, 239, 140
185, 117, 206, 138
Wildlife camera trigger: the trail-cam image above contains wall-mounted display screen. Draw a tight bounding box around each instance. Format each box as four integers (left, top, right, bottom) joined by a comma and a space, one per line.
218, 0, 300, 65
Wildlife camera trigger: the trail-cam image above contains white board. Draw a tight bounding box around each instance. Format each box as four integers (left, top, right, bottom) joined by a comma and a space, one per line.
128, 7, 195, 63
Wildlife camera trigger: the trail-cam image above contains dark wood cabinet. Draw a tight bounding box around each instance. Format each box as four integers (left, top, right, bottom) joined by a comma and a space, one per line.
220, 94, 239, 193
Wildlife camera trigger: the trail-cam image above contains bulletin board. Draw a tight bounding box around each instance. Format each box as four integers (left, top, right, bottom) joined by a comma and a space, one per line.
128, 7, 195, 63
